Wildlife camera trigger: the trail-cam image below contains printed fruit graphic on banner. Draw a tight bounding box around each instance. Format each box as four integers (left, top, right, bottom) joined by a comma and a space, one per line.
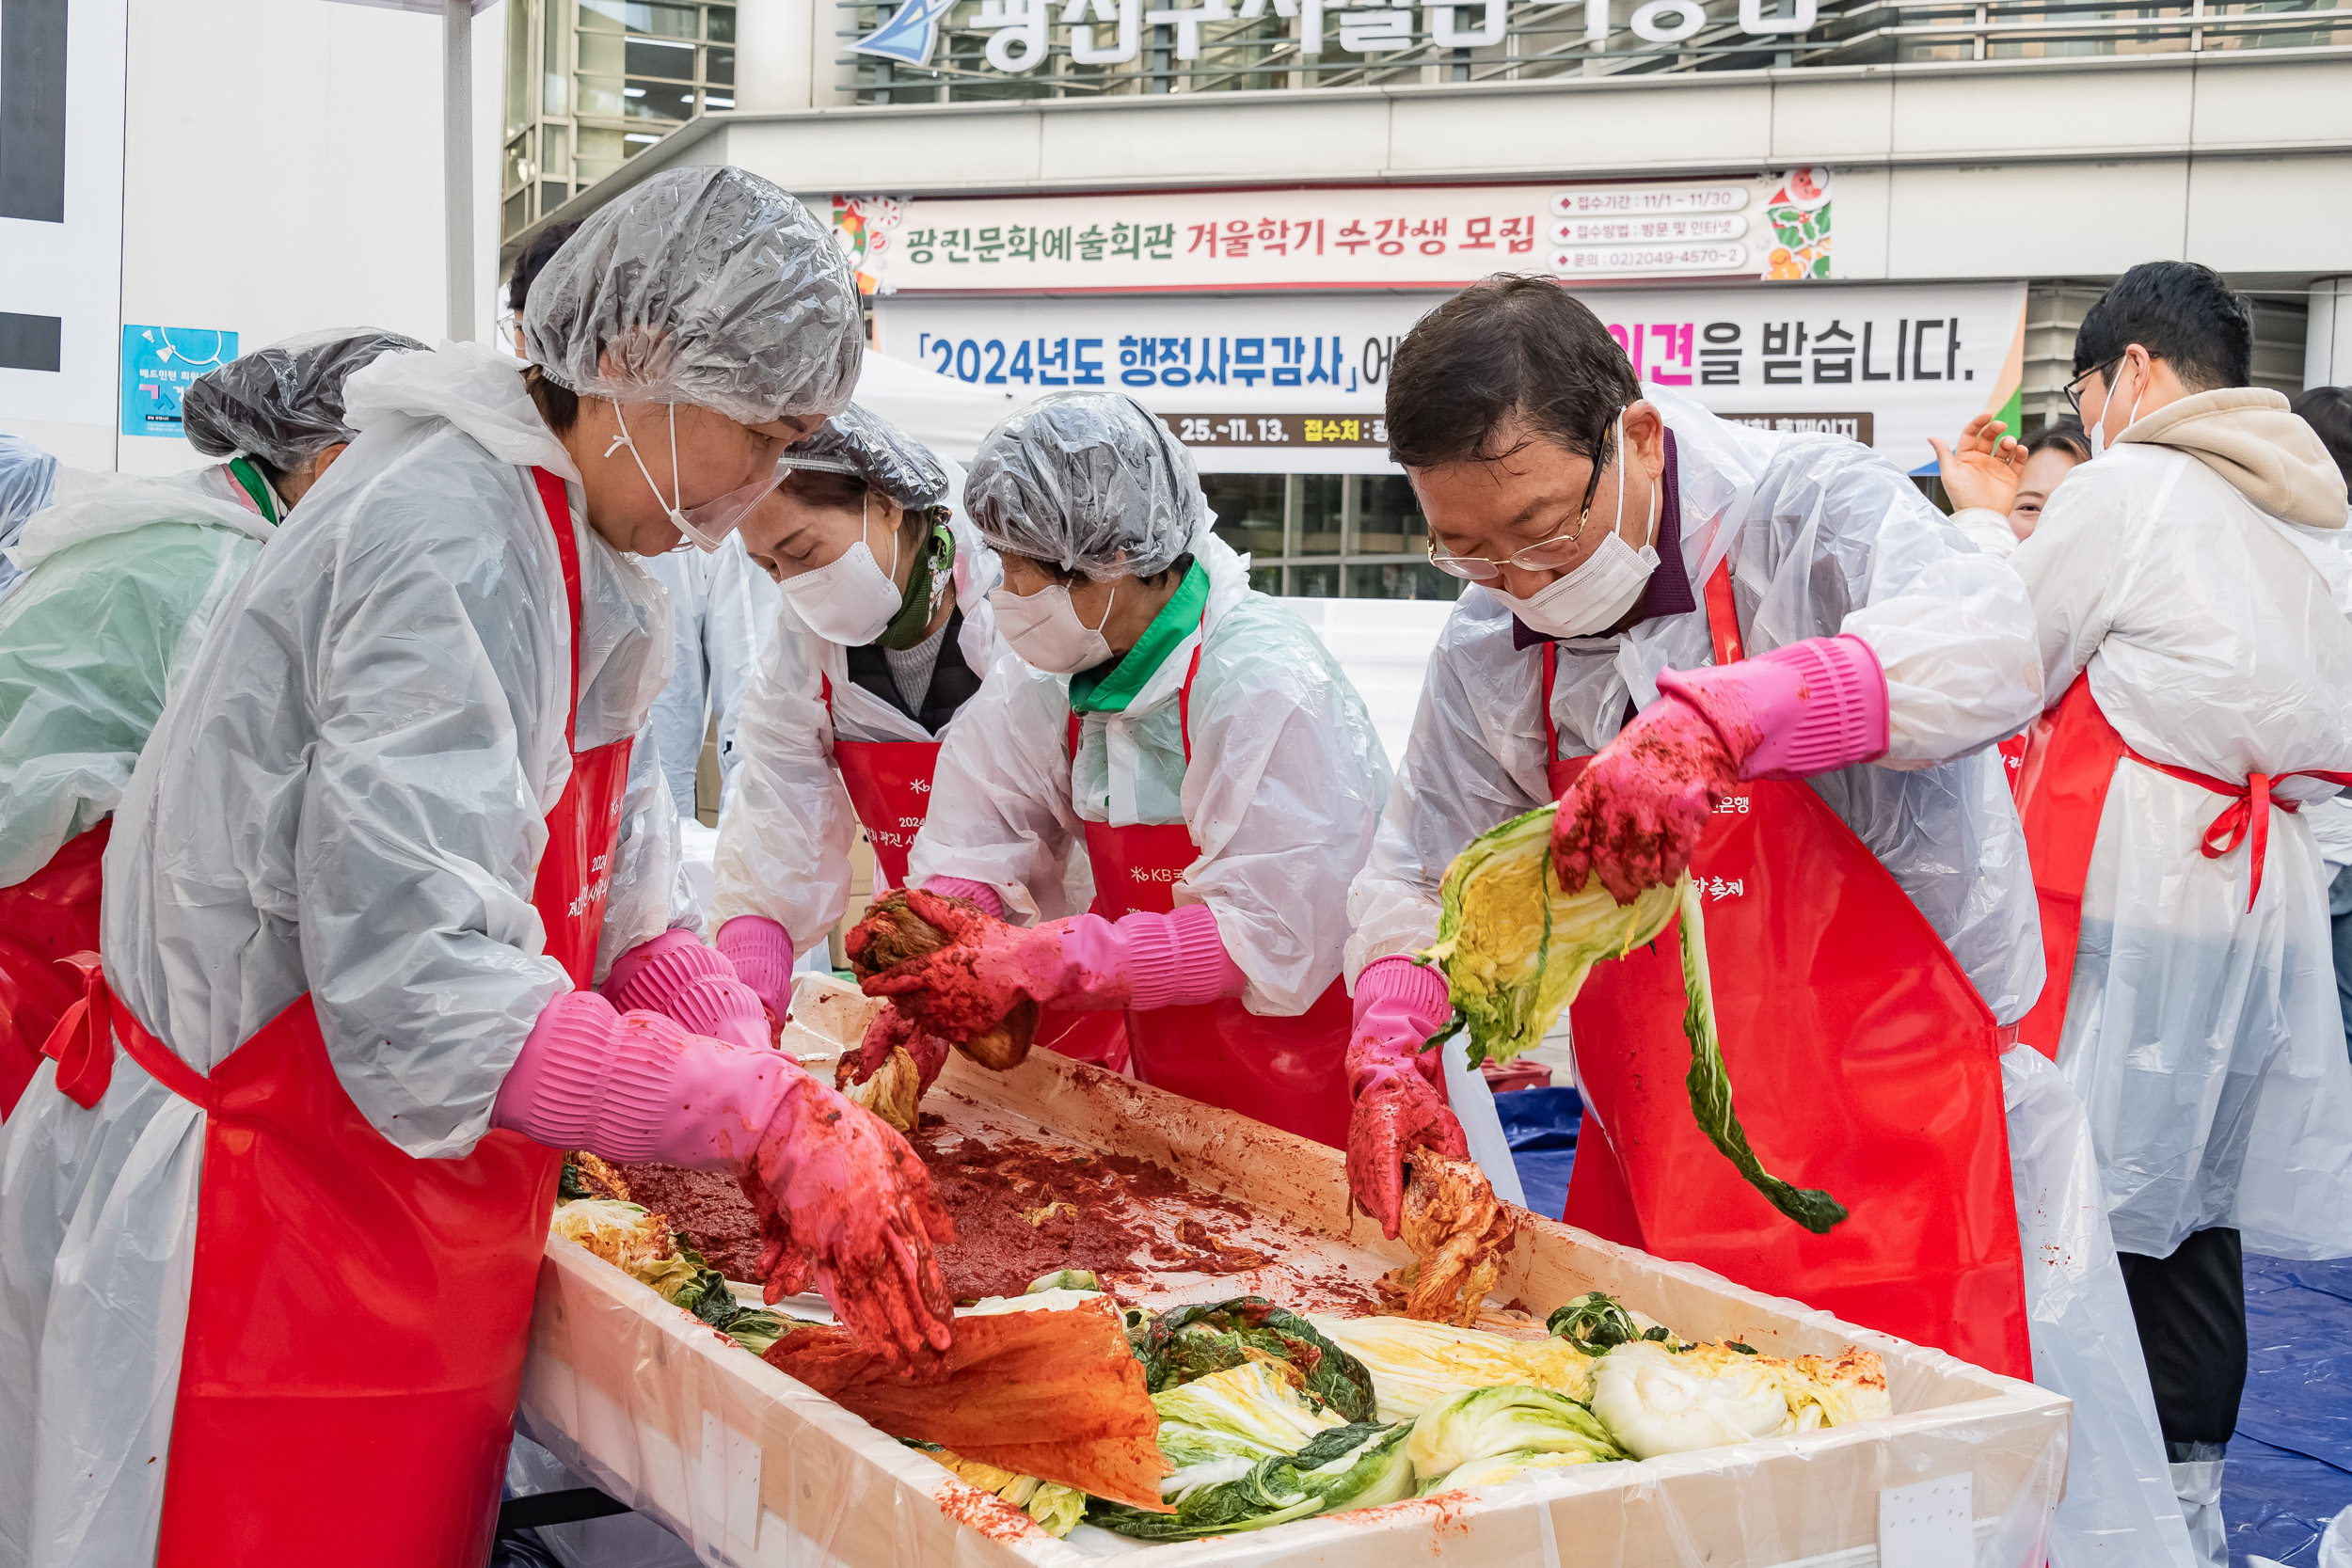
1761, 167, 1833, 280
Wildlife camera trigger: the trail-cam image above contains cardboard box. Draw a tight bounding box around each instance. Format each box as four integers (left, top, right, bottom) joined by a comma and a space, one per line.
517, 1046, 2067, 1567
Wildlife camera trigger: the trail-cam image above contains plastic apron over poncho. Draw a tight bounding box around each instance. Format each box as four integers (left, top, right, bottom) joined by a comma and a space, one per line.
0, 343, 689, 1568
1346, 388, 2187, 1566
0, 466, 278, 1117
908, 530, 1391, 1143
707, 478, 1007, 955
0, 436, 60, 605
640, 535, 782, 822
2010, 388, 2352, 1262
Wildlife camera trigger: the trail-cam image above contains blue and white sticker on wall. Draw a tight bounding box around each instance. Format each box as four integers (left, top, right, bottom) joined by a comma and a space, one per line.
120, 325, 236, 438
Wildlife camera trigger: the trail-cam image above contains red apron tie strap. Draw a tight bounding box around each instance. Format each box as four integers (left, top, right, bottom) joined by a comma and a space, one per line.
2122, 749, 2352, 911
40, 959, 219, 1112
40, 954, 113, 1109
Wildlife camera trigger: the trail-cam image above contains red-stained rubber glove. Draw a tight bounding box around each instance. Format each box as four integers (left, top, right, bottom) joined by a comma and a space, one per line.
495, 991, 953, 1367
855, 888, 1244, 1039
739, 1069, 957, 1369
602, 929, 771, 1053
1551, 634, 1888, 905
850, 1005, 953, 1096
715, 916, 794, 1027
1345, 955, 1467, 1240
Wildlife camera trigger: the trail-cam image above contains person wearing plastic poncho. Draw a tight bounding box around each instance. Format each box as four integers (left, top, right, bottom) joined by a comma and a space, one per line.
0, 436, 60, 604
0, 329, 423, 1120
701, 404, 1006, 1027
2009, 262, 2352, 1568
0, 167, 959, 1568
838, 390, 1391, 1149
1343, 277, 2192, 1567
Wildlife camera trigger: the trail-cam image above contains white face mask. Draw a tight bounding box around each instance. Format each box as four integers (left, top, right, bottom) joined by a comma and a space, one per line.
779, 495, 904, 645
2088, 359, 2147, 461
606, 403, 732, 553
1492, 414, 1661, 640
989, 580, 1117, 675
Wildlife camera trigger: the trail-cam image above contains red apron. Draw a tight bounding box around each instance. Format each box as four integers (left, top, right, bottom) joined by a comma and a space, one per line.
2010, 672, 2352, 1060
1053, 640, 1355, 1148
1553, 562, 2031, 1378
1997, 733, 2030, 795
0, 820, 107, 1117
40, 467, 631, 1568
820, 673, 941, 893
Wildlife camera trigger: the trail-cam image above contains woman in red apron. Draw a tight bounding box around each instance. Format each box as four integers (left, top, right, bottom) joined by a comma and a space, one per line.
0, 168, 952, 1568
0, 329, 423, 1117
694, 404, 1008, 1034
847, 392, 1390, 1148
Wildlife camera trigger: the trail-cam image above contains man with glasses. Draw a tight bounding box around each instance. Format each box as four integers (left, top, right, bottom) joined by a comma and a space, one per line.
2008, 261, 2352, 1567
1345, 277, 2196, 1563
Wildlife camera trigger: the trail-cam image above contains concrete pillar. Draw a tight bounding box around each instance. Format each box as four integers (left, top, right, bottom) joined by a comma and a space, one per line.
735, 0, 814, 110
2308, 278, 2352, 389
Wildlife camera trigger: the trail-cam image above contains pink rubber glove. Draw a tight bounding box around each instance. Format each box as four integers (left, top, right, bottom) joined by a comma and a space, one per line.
1550, 636, 1886, 905
1345, 956, 1468, 1240
603, 929, 771, 1053
850, 1004, 954, 1095
922, 876, 1006, 919
715, 916, 794, 1025
1655, 633, 1888, 783
860, 889, 1245, 1039
496, 992, 954, 1367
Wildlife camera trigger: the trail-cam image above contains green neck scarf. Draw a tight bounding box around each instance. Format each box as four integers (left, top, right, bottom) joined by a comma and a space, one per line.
876, 523, 956, 651
225, 456, 279, 524
1068, 561, 1210, 716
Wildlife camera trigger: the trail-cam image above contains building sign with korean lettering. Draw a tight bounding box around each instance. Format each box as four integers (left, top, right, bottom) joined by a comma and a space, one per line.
832, 170, 1831, 295
875, 278, 2025, 475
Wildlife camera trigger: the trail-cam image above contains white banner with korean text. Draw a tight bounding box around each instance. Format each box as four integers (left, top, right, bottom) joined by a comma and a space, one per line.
829, 171, 1834, 296
875, 281, 2028, 474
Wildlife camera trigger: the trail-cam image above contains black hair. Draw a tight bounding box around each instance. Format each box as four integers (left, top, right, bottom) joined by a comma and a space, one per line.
513, 221, 586, 434
1385, 276, 1639, 470
509, 219, 582, 318
2291, 387, 2352, 489
2026, 421, 2092, 464
2074, 261, 2255, 392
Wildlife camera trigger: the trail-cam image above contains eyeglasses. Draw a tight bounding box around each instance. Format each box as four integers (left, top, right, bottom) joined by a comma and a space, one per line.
2063, 358, 2120, 420
1423, 436, 1613, 584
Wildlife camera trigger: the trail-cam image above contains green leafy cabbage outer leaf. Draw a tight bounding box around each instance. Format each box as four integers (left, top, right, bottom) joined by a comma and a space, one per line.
1404, 1386, 1630, 1482
1418, 805, 1678, 1067
1025, 1482, 1087, 1537
1674, 878, 1849, 1235
1545, 1292, 1645, 1355
1140, 1297, 1376, 1422
1089, 1423, 1412, 1542
1152, 1362, 1347, 1467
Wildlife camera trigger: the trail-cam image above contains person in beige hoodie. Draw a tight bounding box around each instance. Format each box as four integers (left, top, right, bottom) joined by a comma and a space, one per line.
2010, 261, 2352, 1567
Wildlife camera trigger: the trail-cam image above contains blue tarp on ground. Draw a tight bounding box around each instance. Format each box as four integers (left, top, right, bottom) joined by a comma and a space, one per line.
1490, 1087, 2352, 1567
2229, 1255, 2352, 1565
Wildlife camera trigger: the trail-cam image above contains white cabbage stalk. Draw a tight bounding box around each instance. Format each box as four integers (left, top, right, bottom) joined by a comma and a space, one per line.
1588, 1341, 1792, 1459
1436, 1448, 1604, 1493
1308, 1314, 1597, 1422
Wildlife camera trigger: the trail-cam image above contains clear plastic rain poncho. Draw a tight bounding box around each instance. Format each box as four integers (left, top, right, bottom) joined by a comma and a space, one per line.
0, 329, 422, 888
1345, 386, 2044, 1024
0, 434, 60, 602
709, 437, 1007, 954
179, 327, 427, 468
909, 393, 1392, 1016
2010, 404, 2352, 1260
0, 164, 864, 1568
523, 166, 861, 425
961, 390, 1199, 579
